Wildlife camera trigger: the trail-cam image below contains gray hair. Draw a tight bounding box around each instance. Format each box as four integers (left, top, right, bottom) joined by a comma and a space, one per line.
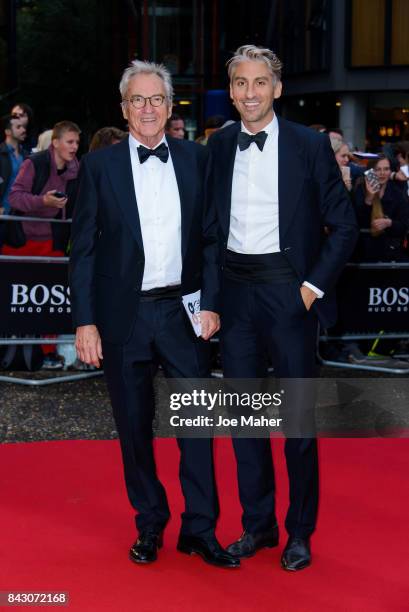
119, 59, 174, 103
227, 45, 283, 83
330, 136, 347, 154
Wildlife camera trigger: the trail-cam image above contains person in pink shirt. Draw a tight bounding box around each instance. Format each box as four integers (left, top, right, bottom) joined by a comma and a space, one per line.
2, 121, 80, 369
4, 120, 80, 257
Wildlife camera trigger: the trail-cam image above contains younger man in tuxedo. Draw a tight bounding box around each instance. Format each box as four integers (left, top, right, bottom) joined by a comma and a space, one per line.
207, 45, 358, 570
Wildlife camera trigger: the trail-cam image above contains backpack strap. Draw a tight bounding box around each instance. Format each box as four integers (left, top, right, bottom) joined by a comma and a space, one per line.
28, 150, 51, 196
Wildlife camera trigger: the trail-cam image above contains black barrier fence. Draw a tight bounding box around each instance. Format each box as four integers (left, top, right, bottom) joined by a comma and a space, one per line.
0, 216, 102, 385
0, 214, 71, 224
319, 262, 409, 374
1, 257, 72, 335
1, 218, 409, 381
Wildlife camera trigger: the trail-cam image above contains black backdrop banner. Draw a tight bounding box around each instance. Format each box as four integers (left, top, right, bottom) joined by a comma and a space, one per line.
0, 261, 73, 334
2, 262, 408, 336
335, 266, 409, 333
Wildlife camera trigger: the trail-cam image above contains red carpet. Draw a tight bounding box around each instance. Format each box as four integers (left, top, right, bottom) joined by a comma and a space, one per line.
1, 438, 408, 611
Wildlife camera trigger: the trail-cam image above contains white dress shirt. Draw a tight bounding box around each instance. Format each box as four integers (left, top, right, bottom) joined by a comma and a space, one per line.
229, 115, 279, 254
229, 115, 323, 298
129, 134, 182, 290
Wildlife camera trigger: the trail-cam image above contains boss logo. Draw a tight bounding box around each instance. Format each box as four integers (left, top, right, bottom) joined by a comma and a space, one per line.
10, 284, 71, 314
368, 287, 409, 312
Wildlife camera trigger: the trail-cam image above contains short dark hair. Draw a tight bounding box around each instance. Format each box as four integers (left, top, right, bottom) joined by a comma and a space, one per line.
309, 124, 327, 133
11, 102, 34, 123
52, 120, 81, 140
89, 126, 127, 151
392, 141, 409, 158
2, 114, 19, 132
204, 115, 226, 129
166, 113, 183, 129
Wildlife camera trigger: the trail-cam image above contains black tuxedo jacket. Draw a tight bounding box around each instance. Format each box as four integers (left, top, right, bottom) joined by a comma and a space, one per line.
69, 136, 219, 344
207, 117, 359, 328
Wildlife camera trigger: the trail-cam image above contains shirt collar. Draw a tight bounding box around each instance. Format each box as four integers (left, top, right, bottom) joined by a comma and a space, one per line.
240, 113, 278, 138
129, 133, 167, 160
6, 143, 22, 156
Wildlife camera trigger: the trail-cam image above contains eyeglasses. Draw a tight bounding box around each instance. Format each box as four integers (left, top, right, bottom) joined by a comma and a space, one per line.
122, 95, 167, 109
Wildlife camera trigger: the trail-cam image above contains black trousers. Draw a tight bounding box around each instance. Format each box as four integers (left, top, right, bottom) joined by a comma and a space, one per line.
221, 276, 319, 539
102, 297, 219, 537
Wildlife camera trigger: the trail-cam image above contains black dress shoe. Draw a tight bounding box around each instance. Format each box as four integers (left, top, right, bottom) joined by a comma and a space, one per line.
281, 537, 311, 571
226, 527, 279, 558
129, 532, 163, 564
177, 535, 240, 568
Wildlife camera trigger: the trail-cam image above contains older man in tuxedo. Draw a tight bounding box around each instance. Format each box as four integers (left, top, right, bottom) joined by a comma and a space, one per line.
69, 60, 239, 569
207, 45, 358, 571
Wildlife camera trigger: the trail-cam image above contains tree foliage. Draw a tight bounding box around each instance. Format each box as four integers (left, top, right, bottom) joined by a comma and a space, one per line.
16, 0, 119, 138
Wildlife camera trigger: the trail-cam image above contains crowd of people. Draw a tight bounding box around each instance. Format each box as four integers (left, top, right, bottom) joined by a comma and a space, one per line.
323, 128, 409, 264
311, 126, 409, 363
1, 101, 409, 369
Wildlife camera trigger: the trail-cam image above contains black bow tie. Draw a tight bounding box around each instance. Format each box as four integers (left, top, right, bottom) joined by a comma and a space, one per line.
137, 143, 169, 164
238, 130, 268, 152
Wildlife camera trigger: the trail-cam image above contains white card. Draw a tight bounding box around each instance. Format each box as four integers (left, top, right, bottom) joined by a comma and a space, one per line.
182, 289, 202, 337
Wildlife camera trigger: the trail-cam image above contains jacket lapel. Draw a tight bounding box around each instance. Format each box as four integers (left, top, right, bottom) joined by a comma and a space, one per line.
277, 117, 306, 243
106, 138, 144, 250
167, 137, 195, 259
217, 123, 240, 238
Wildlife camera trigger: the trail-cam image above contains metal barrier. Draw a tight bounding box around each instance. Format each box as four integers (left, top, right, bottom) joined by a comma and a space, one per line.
0, 215, 102, 386
2, 218, 408, 379
1, 214, 71, 224
318, 262, 409, 374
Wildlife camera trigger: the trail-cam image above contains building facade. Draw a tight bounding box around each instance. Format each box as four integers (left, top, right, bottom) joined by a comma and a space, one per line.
1, 0, 408, 148
123, 0, 409, 148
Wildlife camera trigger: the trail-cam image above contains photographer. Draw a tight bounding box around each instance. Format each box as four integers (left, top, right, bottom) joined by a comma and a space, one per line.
353, 155, 409, 262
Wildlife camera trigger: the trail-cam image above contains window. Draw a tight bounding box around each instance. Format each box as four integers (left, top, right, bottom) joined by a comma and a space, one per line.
277, 0, 331, 74
391, 0, 409, 65
348, 0, 409, 67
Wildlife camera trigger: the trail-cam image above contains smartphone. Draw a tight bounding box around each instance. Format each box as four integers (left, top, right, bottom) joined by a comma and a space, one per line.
341, 166, 351, 180
364, 169, 380, 191
54, 191, 67, 199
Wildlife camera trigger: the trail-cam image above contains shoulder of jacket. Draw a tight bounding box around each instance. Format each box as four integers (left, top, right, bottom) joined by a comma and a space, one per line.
28, 149, 50, 163
210, 122, 239, 142
170, 137, 204, 153
279, 117, 327, 146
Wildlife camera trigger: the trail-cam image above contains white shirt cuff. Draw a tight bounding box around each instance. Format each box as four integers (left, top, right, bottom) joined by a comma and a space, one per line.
302, 281, 324, 299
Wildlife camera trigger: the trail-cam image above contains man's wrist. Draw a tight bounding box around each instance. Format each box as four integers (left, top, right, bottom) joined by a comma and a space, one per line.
302, 281, 324, 299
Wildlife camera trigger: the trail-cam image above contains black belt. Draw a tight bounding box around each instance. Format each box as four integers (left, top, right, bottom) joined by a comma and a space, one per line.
139, 285, 181, 302
224, 250, 298, 284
